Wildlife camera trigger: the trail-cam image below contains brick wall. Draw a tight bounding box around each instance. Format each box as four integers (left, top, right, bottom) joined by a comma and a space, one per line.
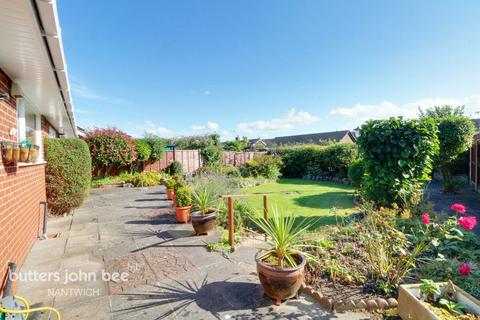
0, 68, 47, 295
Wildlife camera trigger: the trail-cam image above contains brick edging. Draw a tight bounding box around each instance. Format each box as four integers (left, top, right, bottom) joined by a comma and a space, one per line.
300, 283, 398, 312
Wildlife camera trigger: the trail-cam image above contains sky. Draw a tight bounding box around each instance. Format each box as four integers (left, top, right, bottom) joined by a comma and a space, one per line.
58, 0, 480, 140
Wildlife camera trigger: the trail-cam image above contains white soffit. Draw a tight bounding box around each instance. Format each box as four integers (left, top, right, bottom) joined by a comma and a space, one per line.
0, 0, 76, 137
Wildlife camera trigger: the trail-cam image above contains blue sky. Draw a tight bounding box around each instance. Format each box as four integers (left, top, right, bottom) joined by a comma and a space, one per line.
59, 1, 480, 139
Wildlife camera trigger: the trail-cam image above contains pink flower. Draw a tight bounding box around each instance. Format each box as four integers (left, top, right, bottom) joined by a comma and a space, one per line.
421, 213, 430, 225
451, 203, 466, 214
458, 216, 478, 231
459, 263, 471, 276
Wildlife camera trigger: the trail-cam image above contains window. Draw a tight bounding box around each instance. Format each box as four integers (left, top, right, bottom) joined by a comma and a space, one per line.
16, 98, 43, 162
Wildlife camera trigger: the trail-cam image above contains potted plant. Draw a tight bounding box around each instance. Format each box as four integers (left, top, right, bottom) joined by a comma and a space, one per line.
1, 142, 13, 163
19, 141, 30, 162
251, 208, 314, 305
172, 178, 186, 207
28, 145, 40, 163
12, 143, 20, 162
398, 280, 480, 319
174, 187, 192, 223
190, 186, 218, 236
164, 178, 176, 200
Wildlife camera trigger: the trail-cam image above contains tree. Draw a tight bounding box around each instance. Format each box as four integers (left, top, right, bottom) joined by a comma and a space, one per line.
420, 105, 476, 192
224, 136, 249, 151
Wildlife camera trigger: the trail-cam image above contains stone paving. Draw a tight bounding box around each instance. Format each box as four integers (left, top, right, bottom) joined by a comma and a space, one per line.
17, 186, 371, 319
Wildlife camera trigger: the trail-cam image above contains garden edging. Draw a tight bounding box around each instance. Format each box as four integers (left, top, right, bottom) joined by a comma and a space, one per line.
300, 283, 398, 312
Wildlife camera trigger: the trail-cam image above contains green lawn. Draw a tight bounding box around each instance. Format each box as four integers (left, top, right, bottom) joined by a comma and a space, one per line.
243, 178, 357, 227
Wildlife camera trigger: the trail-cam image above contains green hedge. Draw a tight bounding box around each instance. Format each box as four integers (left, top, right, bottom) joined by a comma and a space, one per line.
45, 138, 92, 215
277, 143, 358, 178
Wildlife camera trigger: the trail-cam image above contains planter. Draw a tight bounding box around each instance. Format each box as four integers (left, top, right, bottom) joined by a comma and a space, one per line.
19, 146, 30, 162
1, 142, 14, 163
398, 283, 480, 320
255, 251, 306, 305
12, 144, 20, 162
172, 194, 177, 207
175, 205, 191, 223
190, 211, 217, 235
28, 145, 40, 163
166, 188, 174, 200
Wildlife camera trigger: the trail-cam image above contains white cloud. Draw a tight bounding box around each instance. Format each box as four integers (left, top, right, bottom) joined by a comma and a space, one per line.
236, 109, 319, 134
144, 120, 171, 136
192, 121, 219, 132
329, 95, 480, 127
71, 82, 124, 103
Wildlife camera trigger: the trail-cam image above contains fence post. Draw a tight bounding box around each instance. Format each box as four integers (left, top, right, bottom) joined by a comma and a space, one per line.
228, 197, 234, 246
263, 195, 268, 221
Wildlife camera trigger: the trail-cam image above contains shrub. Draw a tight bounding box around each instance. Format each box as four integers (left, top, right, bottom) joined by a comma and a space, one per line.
173, 178, 187, 192
348, 159, 366, 187
175, 187, 192, 207
242, 155, 282, 180
45, 138, 92, 215
144, 134, 166, 161
165, 160, 183, 175
130, 172, 162, 187
357, 117, 439, 208
84, 128, 137, 174
277, 143, 358, 179
134, 139, 152, 162
224, 136, 249, 151
91, 172, 135, 188
164, 178, 176, 189
169, 134, 222, 166
199, 164, 241, 177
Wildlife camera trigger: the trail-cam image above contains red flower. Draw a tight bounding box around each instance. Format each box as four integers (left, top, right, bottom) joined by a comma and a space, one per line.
421, 213, 430, 225
459, 263, 471, 276
451, 203, 466, 214
458, 216, 477, 231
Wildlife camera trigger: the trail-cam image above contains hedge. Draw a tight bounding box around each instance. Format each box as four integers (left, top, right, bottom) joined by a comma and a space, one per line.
45, 138, 92, 215
276, 143, 358, 178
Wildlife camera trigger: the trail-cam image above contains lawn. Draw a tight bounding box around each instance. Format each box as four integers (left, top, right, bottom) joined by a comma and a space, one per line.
243, 178, 357, 227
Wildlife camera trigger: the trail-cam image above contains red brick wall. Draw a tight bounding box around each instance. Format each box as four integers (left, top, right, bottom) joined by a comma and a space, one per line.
0, 68, 47, 295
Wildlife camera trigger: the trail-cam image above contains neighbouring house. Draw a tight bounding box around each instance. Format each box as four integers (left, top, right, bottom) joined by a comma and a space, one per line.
0, 0, 77, 293
248, 130, 356, 150
469, 119, 480, 192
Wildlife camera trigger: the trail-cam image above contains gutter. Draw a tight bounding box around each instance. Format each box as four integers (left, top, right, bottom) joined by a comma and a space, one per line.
29, 0, 77, 137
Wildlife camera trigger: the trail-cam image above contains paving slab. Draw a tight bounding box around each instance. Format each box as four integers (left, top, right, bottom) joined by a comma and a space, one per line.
17, 186, 371, 320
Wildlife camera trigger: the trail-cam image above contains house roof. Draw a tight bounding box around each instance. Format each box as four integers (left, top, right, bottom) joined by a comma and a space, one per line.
272, 130, 355, 145
0, 0, 76, 137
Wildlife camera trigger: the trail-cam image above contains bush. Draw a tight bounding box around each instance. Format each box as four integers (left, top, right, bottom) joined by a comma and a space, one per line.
357, 117, 439, 208
199, 164, 241, 177
91, 172, 135, 188
144, 134, 166, 161
173, 177, 187, 192
134, 139, 152, 162
164, 178, 176, 189
165, 160, 183, 175
45, 138, 92, 215
277, 143, 358, 179
130, 172, 162, 187
84, 128, 137, 174
348, 159, 366, 187
175, 187, 192, 207
169, 134, 222, 166
242, 155, 282, 180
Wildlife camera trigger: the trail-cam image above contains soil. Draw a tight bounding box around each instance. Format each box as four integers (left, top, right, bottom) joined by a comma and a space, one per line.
425, 302, 480, 320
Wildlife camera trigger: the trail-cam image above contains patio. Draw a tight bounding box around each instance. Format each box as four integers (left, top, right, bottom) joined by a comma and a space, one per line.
17, 186, 370, 319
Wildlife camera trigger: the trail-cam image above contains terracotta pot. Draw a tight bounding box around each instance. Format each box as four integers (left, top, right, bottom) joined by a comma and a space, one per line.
12, 145, 20, 162
255, 252, 306, 305
172, 194, 177, 207
190, 211, 216, 235
175, 205, 191, 223
166, 188, 174, 200
20, 146, 29, 162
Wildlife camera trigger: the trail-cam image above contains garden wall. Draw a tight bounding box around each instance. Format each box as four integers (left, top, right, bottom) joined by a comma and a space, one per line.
0, 68, 47, 295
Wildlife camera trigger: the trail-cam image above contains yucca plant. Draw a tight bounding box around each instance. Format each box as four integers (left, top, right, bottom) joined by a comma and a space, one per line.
191, 186, 218, 215
252, 208, 316, 268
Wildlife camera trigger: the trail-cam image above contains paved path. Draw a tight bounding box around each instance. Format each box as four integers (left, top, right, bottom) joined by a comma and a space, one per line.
428, 181, 480, 236
17, 186, 370, 319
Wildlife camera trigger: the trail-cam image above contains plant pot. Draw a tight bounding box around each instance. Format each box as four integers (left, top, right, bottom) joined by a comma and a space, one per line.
12, 144, 20, 162
28, 145, 40, 163
166, 188, 174, 200
175, 205, 191, 223
190, 211, 217, 235
255, 251, 306, 305
1, 142, 14, 163
398, 283, 480, 320
172, 194, 177, 207
20, 146, 29, 162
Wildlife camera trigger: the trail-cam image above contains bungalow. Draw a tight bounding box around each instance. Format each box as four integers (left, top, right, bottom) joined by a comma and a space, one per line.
469, 119, 480, 191
0, 0, 77, 293
248, 130, 356, 150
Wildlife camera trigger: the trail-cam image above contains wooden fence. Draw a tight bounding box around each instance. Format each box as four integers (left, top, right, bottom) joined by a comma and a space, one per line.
145, 150, 203, 173
222, 151, 266, 167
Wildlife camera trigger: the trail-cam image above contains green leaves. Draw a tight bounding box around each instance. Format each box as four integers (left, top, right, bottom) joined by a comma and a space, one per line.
357, 118, 439, 207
